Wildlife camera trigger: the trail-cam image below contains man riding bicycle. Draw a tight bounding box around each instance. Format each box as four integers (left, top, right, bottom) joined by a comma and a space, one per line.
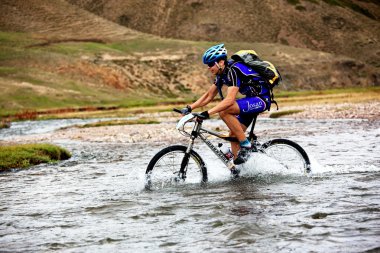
180, 43, 272, 165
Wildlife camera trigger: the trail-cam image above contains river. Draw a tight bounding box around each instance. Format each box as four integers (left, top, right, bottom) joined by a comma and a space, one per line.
0, 117, 379, 252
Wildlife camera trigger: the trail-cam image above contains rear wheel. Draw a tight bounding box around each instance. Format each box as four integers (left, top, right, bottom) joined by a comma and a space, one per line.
146, 145, 207, 190
260, 139, 311, 174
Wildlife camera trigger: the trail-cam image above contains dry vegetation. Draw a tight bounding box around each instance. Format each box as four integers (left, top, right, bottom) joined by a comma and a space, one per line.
0, 0, 378, 122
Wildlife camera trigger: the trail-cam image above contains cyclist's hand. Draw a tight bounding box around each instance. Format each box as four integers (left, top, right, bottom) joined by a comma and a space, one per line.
180, 105, 192, 115
199, 111, 210, 119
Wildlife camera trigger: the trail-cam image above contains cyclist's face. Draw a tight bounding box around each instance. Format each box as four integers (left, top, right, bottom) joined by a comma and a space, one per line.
208, 60, 224, 75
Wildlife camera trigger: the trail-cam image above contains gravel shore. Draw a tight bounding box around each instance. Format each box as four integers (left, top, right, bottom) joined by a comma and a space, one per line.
279, 102, 380, 120
1, 102, 379, 145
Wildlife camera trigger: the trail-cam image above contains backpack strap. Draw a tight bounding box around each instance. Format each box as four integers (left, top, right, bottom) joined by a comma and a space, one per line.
269, 88, 279, 111
214, 74, 225, 100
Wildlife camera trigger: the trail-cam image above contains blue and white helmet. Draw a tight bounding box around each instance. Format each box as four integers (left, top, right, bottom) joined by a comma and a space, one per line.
202, 43, 227, 65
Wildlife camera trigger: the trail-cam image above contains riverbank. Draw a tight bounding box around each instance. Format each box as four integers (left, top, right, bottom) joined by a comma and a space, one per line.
273, 101, 380, 120
0, 143, 71, 171
0, 101, 378, 146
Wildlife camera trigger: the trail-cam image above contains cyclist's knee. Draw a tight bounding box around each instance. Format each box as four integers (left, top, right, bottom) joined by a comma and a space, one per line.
219, 107, 236, 118
219, 110, 227, 118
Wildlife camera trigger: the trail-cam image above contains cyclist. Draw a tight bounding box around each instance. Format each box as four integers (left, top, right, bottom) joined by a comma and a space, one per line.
180, 43, 272, 165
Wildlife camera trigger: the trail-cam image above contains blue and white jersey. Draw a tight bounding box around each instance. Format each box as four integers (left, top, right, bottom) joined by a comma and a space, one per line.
214, 61, 271, 98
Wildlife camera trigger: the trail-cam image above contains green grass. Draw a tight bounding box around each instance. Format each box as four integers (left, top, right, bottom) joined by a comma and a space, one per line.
75, 119, 159, 128
0, 31, 38, 46
41, 37, 197, 56
269, 109, 304, 118
107, 37, 192, 53
0, 143, 71, 171
0, 31, 42, 61
0, 31, 200, 117
0, 66, 19, 75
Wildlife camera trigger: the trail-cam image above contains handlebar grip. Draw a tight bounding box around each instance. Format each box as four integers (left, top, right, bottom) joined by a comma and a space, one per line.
173, 108, 182, 114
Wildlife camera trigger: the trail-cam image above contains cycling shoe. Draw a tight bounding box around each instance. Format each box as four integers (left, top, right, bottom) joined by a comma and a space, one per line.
233, 147, 251, 165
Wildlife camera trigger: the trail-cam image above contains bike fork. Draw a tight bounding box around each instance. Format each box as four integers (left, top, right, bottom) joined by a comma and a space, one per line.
179, 122, 200, 180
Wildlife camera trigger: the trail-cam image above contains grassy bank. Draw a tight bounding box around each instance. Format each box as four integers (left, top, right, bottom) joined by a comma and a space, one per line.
1, 86, 378, 122
0, 31, 197, 118
0, 143, 71, 171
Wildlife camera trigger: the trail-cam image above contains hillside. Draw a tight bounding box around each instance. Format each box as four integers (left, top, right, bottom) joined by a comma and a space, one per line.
69, 0, 380, 67
0, 0, 379, 117
0, 0, 140, 41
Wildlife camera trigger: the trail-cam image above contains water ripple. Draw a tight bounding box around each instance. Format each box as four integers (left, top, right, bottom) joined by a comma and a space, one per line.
1, 119, 379, 252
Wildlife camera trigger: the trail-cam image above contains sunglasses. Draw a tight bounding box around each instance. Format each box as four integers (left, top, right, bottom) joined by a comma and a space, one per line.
207, 62, 216, 68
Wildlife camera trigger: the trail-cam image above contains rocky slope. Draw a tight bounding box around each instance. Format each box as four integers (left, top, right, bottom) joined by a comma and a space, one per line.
0, 0, 379, 115
68, 0, 380, 67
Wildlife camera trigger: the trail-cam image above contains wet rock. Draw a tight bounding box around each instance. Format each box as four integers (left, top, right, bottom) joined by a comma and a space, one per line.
311, 212, 328, 219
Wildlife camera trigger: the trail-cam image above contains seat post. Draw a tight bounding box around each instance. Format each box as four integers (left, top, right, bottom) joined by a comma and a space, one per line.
248, 114, 258, 142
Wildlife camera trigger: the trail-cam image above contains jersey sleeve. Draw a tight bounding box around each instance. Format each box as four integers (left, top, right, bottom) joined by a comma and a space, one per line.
227, 67, 241, 87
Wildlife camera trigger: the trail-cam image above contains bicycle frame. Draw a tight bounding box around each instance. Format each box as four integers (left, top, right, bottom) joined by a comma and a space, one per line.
146, 110, 311, 184
198, 127, 236, 170
177, 113, 259, 173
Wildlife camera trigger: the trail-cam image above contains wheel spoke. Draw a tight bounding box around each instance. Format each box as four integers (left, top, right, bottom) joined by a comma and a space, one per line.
261, 139, 311, 174
146, 146, 206, 189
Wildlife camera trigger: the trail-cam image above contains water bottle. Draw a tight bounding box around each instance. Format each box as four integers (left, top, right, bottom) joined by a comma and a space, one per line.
219, 143, 234, 160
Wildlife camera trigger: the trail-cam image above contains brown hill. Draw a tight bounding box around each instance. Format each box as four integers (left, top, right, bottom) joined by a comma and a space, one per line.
0, 0, 379, 116
68, 0, 380, 67
0, 0, 140, 41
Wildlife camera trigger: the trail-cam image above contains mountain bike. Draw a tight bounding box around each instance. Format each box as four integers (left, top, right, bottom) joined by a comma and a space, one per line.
145, 109, 311, 189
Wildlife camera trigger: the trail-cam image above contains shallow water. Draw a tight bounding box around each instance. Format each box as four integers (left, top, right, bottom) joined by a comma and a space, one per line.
0, 118, 379, 252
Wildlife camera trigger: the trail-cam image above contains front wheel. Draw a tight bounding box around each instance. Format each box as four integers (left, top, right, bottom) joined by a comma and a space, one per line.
146, 145, 208, 189
260, 139, 311, 174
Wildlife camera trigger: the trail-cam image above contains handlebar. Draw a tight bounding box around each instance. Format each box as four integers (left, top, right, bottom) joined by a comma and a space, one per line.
173, 108, 207, 120
173, 108, 182, 114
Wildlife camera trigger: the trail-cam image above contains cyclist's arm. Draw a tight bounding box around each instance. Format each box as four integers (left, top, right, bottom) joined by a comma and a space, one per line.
189, 85, 218, 110
208, 86, 239, 115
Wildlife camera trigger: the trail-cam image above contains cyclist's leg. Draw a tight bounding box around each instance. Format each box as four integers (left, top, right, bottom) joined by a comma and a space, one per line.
218, 103, 247, 158
228, 125, 248, 158
218, 102, 246, 143
233, 97, 268, 164
219, 97, 267, 161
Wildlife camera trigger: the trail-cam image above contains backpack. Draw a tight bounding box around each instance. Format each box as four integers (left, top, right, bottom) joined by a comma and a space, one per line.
231, 50, 282, 109
231, 50, 282, 87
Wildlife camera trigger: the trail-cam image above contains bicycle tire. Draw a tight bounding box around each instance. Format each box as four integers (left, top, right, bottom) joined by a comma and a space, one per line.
260, 138, 311, 174
146, 145, 208, 189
